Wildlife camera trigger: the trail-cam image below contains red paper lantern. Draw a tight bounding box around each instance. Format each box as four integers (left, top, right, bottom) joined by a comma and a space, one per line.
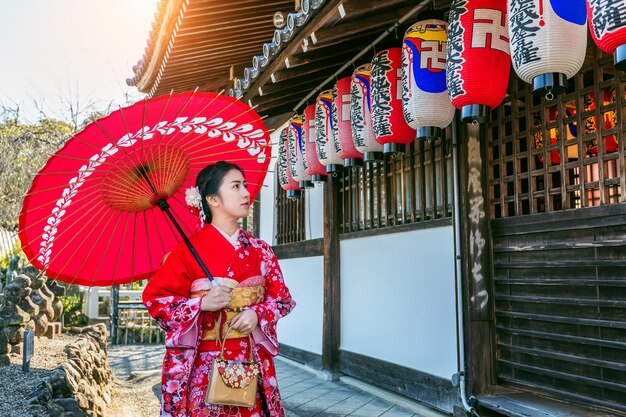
371, 48, 417, 154
303, 104, 328, 182
447, 0, 512, 123
351, 64, 384, 162
332, 76, 364, 167
587, 0, 626, 71
278, 127, 301, 198
288, 115, 313, 188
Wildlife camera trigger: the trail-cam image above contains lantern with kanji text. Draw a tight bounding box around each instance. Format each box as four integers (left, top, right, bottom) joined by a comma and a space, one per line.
587, 0, 626, 71
447, 0, 512, 123
371, 48, 417, 154
288, 115, 313, 188
315, 89, 344, 174
350, 64, 384, 162
278, 127, 301, 199
508, 0, 587, 97
332, 76, 364, 167
402, 13, 455, 141
303, 104, 328, 182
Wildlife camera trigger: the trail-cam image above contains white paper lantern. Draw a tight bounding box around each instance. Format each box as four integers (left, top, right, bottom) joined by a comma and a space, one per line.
315, 89, 344, 173
287, 115, 313, 188
350, 64, 384, 162
402, 15, 455, 141
508, 0, 587, 96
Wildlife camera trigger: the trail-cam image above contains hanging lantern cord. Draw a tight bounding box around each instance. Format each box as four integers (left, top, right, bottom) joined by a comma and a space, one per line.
472, 119, 479, 128
545, 87, 555, 101
291, 0, 431, 113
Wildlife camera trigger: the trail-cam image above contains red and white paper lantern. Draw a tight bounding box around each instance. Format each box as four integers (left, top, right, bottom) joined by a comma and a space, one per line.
351, 64, 384, 162
587, 0, 626, 71
332, 76, 364, 167
303, 104, 328, 182
278, 127, 301, 199
288, 115, 313, 189
402, 14, 455, 141
315, 90, 344, 174
371, 48, 417, 154
508, 0, 587, 97
447, 0, 512, 123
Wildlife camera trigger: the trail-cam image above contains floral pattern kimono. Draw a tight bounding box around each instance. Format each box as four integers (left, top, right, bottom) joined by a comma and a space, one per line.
143, 225, 295, 417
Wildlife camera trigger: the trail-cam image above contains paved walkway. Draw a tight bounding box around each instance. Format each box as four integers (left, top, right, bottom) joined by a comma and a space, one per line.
107, 344, 448, 417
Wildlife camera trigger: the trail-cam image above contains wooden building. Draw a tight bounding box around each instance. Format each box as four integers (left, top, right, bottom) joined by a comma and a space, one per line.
129, 1, 626, 416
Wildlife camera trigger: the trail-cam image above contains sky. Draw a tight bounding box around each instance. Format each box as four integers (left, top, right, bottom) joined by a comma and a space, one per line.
0, 0, 159, 123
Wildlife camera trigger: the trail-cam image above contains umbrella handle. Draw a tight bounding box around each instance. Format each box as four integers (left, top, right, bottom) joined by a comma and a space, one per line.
156, 199, 215, 283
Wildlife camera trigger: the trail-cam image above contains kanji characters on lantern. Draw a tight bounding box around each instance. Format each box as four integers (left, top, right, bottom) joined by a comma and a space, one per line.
278, 127, 301, 199
288, 115, 313, 188
402, 13, 455, 141
303, 104, 328, 182
315, 90, 344, 173
371, 48, 416, 154
447, 0, 512, 123
587, 0, 626, 71
351, 64, 384, 162
332, 76, 364, 166
508, 0, 587, 97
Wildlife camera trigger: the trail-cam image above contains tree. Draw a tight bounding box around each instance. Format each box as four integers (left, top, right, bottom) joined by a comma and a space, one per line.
0, 115, 73, 231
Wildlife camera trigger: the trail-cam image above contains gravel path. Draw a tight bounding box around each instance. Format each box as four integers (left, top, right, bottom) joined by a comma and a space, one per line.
107, 344, 165, 417
0, 334, 76, 417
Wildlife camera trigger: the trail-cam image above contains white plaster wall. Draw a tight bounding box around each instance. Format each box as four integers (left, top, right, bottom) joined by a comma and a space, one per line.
340, 225, 457, 380
305, 183, 324, 240
276, 256, 324, 355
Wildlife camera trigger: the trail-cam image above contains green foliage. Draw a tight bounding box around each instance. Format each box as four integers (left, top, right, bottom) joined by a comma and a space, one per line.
0, 117, 73, 231
59, 293, 88, 327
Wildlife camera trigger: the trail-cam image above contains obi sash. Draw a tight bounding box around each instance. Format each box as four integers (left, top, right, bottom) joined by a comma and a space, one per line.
190, 276, 265, 344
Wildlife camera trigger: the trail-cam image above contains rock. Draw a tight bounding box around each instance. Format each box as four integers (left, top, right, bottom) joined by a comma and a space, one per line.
47, 403, 65, 417
34, 313, 50, 337
2, 284, 25, 307
0, 305, 30, 325
10, 343, 23, 355
0, 332, 8, 354
47, 280, 67, 297
19, 296, 40, 317
27, 404, 49, 416
0, 354, 10, 367
64, 411, 86, 417
53, 398, 82, 413
4, 324, 25, 344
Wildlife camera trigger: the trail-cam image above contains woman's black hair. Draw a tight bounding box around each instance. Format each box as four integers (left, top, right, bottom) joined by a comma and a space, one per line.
196, 161, 245, 223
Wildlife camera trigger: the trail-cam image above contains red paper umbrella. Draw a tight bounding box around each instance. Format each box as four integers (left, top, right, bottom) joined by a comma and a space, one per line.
18, 92, 271, 286
302, 104, 328, 182
332, 76, 364, 167
447, 0, 511, 123
587, 0, 626, 71
371, 48, 417, 155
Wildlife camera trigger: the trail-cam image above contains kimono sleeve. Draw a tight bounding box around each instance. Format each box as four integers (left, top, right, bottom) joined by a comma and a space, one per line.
250, 241, 296, 356
142, 244, 203, 348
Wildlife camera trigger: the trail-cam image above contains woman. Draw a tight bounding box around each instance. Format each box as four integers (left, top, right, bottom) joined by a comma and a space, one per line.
143, 161, 296, 417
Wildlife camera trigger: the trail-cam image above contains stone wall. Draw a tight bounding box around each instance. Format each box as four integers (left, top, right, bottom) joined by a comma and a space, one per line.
0, 265, 65, 365
27, 324, 113, 417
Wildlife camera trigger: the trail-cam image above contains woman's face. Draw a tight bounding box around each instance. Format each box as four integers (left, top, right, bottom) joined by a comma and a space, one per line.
208, 169, 251, 220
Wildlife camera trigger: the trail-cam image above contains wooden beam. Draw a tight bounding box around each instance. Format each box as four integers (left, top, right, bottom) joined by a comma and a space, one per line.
263, 111, 293, 131
243, 0, 346, 103
457, 118, 496, 395
287, 44, 364, 68
322, 174, 341, 377
337, 0, 414, 19
310, 5, 415, 48
256, 73, 329, 96
230, 63, 247, 81
270, 57, 344, 83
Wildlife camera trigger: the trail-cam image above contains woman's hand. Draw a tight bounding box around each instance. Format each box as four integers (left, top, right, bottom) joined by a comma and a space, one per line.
200, 286, 232, 312
229, 309, 258, 335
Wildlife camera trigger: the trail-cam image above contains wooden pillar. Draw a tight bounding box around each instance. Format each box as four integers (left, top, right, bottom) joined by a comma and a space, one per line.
457, 121, 495, 395
322, 174, 341, 377
110, 285, 120, 345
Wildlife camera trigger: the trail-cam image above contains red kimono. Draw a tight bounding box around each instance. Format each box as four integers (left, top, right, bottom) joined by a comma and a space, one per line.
142, 225, 296, 417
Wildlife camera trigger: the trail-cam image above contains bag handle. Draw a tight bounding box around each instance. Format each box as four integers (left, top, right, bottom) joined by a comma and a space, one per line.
216, 311, 255, 363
